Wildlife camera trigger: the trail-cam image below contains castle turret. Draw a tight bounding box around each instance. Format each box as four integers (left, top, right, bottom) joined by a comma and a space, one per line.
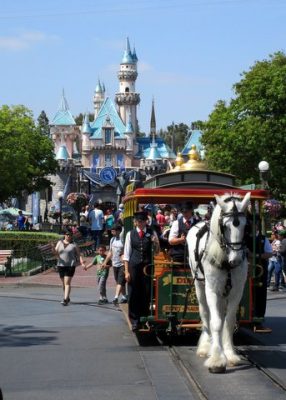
93, 79, 105, 118
150, 98, 156, 141
115, 37, 140, 133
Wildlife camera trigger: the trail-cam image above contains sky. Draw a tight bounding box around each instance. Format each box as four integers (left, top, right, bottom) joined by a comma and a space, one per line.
0, 0, 285, 133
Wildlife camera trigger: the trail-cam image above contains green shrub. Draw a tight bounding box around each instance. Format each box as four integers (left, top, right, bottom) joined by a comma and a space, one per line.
0, 231, 61, 259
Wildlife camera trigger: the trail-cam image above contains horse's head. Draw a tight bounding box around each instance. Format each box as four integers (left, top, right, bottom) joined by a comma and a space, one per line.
214, 192, 251, 267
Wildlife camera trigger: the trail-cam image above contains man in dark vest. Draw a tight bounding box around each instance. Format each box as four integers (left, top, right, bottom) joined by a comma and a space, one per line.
168, 201, 195, 264
123, 211, 159, 331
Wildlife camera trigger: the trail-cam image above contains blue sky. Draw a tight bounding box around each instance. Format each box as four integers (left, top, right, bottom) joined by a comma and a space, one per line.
0, 0, 285, 133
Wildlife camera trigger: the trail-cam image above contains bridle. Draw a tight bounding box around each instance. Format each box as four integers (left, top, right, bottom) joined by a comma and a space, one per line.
218, 198, 247, 252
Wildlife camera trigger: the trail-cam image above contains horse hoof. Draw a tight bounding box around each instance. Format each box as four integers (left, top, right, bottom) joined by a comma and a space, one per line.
208, 366, 226, 374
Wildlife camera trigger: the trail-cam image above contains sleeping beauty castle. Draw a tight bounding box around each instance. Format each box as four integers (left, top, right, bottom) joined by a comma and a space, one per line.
45, 37, 176, 213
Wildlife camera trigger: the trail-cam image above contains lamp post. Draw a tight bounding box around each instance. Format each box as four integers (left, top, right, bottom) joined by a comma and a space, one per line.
57, 191, 64, 230
258, 161, 270, 234
258, 161, 269, 189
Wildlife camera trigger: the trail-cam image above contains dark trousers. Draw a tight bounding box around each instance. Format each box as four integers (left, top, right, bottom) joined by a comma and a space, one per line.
91, 230, 103, 249
128, 262, 151, 325
254, 260, 268, 318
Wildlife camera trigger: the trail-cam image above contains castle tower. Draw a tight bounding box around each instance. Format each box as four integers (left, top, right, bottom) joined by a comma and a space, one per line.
93, 79, 105, 118
140, 100, 163, 174
49, 90, 80, 203
150, 98, 156, 141
115, 37, 140, 133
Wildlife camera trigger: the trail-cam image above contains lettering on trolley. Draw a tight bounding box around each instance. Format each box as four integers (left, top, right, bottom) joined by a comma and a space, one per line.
162, 305, 199, 313
162, 275, 193, 286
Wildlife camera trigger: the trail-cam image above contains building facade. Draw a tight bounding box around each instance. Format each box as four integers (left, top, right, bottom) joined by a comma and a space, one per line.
42, 38, 176, 217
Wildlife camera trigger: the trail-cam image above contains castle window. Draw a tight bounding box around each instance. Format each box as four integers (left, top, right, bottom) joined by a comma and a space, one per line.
105, 128, 112, 144
91, 153, 99, 172
105, 153, 112, 167
116, 154, 125, 170
125, 87, 129, 93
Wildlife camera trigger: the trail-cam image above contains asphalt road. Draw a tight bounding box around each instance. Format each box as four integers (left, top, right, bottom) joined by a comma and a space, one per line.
0, 286, 285, 400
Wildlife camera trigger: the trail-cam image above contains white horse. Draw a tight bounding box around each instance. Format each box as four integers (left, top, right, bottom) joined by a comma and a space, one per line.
187, 192, 251, 373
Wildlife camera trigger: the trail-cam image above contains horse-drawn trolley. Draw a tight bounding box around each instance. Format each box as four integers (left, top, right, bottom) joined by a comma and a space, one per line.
122, 149, 268, 349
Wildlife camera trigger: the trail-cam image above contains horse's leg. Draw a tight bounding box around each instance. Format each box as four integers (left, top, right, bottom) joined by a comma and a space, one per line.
195, 280, 211, 357
223, 268, 247, 366
222, 300, 241, 366
204, 284, 227, 372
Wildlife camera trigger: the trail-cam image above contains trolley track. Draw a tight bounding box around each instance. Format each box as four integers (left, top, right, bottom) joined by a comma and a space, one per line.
133, 328, 286, 400
1, 291, 286, 399
158, 333, 286, 400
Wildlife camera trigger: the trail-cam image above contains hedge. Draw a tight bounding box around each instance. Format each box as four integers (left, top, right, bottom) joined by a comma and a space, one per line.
0, 231, 61, 258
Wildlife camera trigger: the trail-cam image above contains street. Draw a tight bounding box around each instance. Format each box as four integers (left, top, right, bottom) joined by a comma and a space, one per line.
0, 284, 285, 400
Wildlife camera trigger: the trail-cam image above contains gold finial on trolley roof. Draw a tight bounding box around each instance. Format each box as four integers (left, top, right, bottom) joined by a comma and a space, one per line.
183, 144, 206, 171
171, 152, 185, 172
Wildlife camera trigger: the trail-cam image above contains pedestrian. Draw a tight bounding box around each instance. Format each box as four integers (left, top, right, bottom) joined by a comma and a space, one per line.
279, 230, 286, 288
17, 211, 27, 231
84, 244, 111, 304
53, 227, 85, 305
101, 225, 127, 305
168, 201, 195, 264
104, 209, 115, 242
89, 202, 105, 249
155, 209, 166, 233
123, 211, 159, 331
114, 203, 124, 225
267, 231, 282, 291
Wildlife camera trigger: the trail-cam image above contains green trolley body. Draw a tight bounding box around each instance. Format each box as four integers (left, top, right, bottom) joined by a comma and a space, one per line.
123, 170, 268, 334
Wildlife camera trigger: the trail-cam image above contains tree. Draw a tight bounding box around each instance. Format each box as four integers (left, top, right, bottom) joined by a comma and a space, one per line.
37, 110, 50, 136
75, 112, 93, 126
0, 105, 58, 202
202, 52, 286, 197
161, 123, 189, 152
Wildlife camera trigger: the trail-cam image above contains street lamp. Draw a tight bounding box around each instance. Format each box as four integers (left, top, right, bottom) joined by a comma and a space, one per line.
57, 191, 64, 229
258, 161, 269, 189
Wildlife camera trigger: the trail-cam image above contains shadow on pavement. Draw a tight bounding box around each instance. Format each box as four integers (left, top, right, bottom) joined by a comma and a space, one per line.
0, 324, 58, 348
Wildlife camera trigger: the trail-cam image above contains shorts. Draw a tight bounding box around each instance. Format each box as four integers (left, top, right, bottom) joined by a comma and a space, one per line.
58, 266, 76, 278
113, 266, 126, 286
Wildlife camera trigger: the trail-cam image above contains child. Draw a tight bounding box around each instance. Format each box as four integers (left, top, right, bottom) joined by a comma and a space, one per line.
84, 244, 111, 304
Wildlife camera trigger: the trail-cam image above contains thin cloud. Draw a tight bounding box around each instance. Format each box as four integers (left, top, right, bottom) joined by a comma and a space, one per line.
93, 37, 125, 51
138, 61, 153, 72
145, 71, 216, 86
0, 31, 58, 50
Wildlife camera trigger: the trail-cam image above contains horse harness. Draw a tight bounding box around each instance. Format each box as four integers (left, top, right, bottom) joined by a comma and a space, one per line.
193, 196, 247, 297
218, 196, 247, 253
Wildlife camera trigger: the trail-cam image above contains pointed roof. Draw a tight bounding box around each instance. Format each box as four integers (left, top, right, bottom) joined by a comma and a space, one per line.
89, 97, 126, 138
122, 37, 135, 64
132, 46, 138, 62
51, 90, 76, 126
181, 129, 203, 156
150, 99, 156, 134
95, 79, 103, 93
146, 144, 162, 160
82, 113, 92, 134
72, 141, 80, 159
135, 137, 176, 159
56, 145, 70, 160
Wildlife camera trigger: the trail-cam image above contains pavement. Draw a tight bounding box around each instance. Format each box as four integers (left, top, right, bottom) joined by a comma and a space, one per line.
0, 256, 115, 289
0, 265, 286, 399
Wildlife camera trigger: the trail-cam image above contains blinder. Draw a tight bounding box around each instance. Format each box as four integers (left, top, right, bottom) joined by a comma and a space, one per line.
219, 198, 247, 251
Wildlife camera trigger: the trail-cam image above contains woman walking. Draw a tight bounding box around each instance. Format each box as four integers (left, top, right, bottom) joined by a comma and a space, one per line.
54, 227, 85, 305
